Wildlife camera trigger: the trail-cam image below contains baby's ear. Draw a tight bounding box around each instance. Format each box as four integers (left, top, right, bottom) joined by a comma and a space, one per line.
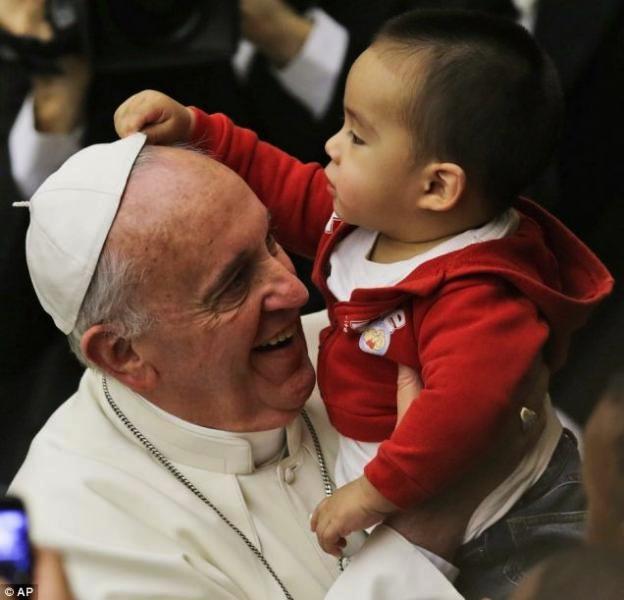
417, 162, 465, 212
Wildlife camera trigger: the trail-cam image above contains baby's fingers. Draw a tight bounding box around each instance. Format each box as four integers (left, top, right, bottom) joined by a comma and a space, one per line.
310, 503, 322, 532
310, 498, 334, 534
114, 89, 193, 145
322, 537, 346, 557
317, 520, 348, 557
114, 90, 159, 137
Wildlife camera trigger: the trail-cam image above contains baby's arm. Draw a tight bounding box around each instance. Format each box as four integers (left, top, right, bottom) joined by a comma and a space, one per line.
386, 360, 547, 552
367, 281, 550, 509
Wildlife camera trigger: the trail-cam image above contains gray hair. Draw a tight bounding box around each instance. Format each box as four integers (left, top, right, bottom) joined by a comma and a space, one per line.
67, 143, 206, 367
67, 246, 154, 367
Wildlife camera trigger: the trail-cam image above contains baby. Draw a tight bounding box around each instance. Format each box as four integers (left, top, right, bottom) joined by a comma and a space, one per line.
115, 9, 613, 593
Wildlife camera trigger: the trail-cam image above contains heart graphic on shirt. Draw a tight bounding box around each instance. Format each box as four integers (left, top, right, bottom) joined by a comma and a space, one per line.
360, 327, 388, 355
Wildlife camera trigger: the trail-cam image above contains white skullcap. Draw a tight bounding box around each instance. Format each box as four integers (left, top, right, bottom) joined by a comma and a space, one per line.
16, 133, 147, 334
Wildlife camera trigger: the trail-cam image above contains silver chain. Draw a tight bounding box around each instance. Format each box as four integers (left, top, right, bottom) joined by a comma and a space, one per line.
102, 375, 341, 600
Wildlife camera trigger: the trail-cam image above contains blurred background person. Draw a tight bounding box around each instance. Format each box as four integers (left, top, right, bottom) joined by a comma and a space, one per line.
510, 545, 624, 600
582, 370, 624, 550
510, 371, 624, 599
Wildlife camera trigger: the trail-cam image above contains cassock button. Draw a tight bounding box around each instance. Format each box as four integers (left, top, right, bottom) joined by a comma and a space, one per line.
284, 466, 296, 484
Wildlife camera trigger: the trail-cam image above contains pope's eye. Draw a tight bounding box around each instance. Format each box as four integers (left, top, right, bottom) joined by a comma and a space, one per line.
227, 264, 252, 296
207, 265, 251, 313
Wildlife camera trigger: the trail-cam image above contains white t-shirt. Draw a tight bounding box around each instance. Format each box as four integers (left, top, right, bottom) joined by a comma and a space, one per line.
327, 209, 519, 301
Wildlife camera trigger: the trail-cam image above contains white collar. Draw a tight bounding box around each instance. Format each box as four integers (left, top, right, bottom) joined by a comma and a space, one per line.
89, 369, 302, 475
141, 397, 286, 467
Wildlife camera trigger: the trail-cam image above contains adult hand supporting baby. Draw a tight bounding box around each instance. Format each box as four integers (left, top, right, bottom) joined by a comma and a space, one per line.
387, 359, 549, 562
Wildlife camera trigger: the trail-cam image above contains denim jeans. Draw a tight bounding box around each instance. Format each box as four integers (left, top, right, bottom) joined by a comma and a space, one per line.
454, 430, 585, 600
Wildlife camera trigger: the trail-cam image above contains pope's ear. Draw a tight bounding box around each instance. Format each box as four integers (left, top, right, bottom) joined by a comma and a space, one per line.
417, 162, 465, 212
80, 324, 157, 393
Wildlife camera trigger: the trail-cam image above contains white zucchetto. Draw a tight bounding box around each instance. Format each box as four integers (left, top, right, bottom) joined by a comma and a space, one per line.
17, 133, 146, 334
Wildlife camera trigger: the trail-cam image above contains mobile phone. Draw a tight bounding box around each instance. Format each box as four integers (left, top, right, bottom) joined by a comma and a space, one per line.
0, 496, 33, 584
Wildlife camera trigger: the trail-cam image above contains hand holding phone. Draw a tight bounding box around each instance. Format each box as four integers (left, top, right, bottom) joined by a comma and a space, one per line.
1, 496, 74, 599
0, 496, 33, 584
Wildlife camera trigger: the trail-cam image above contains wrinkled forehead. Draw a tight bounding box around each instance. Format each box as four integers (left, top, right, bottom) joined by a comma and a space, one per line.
108, 147, 266, 296
117, 146, 253, 231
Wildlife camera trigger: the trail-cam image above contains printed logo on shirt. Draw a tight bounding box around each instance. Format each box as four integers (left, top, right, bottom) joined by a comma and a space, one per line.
358, 309, 406, 356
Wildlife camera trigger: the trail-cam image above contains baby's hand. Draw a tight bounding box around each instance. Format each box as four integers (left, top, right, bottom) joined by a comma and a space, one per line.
114, 90, 195, 145
310, 476, 398, 556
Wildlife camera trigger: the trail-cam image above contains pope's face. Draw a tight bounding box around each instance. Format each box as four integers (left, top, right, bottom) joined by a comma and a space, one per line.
124, 149, 315, 431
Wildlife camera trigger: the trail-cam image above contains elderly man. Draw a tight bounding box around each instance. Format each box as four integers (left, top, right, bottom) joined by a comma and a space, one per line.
9, 135, 543, 599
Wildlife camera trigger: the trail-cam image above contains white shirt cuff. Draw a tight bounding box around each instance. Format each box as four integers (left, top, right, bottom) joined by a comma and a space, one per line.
512, 0, 538, 32
8, 93, 84, 198
273, 8, 348, 119
324, 525, 463, 600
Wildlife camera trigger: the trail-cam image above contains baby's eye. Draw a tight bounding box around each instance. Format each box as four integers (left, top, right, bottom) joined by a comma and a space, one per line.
349, 130, 365, 145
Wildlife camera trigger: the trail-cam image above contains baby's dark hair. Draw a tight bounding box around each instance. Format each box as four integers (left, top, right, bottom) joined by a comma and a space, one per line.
375, 9, 563, 210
